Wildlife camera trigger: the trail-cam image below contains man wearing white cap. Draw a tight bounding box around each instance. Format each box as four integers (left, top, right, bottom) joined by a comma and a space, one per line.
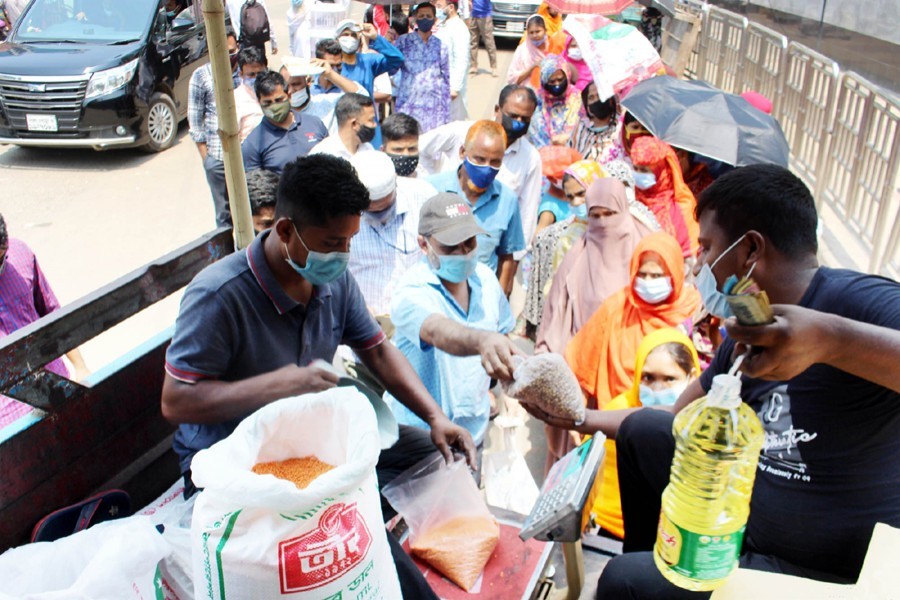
386, 192, 522, 443
348, 152, 436, 318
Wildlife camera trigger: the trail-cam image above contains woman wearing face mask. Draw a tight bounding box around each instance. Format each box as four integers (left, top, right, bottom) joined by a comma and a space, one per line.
507, 15, 564, 90
562, 37, 591, 93
537, 178, 654, 356
564, 232, 701, 410
518, 2, 562, 43
570, 81, 625, 167
526, 328, 701, 537
524, 159, 603, 338
630, 136, 700, 259
528, 55, 584, 149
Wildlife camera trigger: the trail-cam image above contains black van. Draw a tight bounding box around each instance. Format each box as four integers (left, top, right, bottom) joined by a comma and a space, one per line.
0, 0, 211, 152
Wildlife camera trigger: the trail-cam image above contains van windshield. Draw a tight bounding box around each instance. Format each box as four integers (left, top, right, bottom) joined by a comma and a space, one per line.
15, 0, 159, 44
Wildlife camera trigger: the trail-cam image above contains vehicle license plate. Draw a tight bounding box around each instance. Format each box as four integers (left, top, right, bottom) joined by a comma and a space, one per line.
26, 114, 58, 132
508, 21, 524, 33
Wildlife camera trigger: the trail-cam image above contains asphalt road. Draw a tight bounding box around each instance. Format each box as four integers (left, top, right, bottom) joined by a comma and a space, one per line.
0, 1, 515, 371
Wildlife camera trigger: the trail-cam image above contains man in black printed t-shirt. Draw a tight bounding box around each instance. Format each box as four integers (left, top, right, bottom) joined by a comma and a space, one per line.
591, 164, 900, 599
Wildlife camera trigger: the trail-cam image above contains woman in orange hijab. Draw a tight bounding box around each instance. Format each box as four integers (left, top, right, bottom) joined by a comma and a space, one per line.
630, 137, 700, 258
565, 232, 701, 409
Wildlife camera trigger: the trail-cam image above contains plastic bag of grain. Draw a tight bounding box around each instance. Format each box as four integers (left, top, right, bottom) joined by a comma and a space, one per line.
383, 454, 499, 592
503, 353, 585, 422
190, 388, 401, 600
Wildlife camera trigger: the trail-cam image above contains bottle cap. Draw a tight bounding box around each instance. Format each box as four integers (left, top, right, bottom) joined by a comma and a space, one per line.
708, 373, 742, 408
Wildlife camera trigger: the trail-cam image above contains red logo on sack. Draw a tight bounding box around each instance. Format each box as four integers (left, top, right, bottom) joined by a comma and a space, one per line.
278, 502, 372, 593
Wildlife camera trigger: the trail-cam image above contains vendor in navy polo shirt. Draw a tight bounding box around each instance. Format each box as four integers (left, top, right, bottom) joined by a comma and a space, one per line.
241, 71, 329, 174
162, 154, 474, 598
162, 153, 476, 489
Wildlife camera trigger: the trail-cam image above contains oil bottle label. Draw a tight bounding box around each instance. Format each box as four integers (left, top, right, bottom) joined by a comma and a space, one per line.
656, 513, 744, 581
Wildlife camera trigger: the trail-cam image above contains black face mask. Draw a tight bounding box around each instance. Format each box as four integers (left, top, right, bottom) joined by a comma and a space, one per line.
543, 80, 568, 97
387, 153, 419, 176
500, 113, 529, 144
588, 99, 615, 121
357, 123, 376, 144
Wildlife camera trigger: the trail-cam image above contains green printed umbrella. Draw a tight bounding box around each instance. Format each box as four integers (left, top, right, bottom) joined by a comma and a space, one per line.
621, 76, 790, 167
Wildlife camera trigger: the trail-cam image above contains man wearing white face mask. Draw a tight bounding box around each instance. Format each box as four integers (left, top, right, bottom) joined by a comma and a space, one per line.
387, 193, 522, 444
347, 151, 434, 317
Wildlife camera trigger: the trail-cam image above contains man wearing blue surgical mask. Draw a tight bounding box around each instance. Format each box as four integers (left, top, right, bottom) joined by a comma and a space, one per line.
387, 193, 523, 445
418, 85, 543, 249
425, 120, 525, 295
163, 154, 475, 600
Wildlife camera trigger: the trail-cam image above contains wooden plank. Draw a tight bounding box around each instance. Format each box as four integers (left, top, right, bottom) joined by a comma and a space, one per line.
0, 228, 233, 405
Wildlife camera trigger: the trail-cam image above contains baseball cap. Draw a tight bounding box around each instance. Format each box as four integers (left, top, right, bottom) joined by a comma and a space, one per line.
418, 193, 486, 246
335, 19, 362, 36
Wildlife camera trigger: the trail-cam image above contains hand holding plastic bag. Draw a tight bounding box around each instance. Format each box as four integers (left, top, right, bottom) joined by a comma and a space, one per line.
503, 353, 586, 422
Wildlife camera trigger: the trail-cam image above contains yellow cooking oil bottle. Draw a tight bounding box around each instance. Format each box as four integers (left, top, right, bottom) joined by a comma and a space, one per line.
654, 373, 764, 591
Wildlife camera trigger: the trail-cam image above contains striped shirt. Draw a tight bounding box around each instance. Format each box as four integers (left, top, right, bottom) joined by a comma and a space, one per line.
0, 239, 68, 428
188, 64, 223, 162
348, 177, 437, 315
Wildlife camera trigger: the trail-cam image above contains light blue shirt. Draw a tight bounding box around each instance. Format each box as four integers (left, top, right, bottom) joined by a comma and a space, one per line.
386, 261, 514, 443
426, 169, 526, 270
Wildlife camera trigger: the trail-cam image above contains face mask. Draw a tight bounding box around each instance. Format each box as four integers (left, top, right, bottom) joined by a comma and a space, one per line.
290, 88, 310, 109
242, 76, 257, 90
543, 80, 568, 97
530, 35, 547, 47
364, 202, 397, 225
500, 113, 528, 145
387, 153, 419, 176
357, 123, 376, 144
417, 17, 435, 32
428, 243, 478, 284
571, 203, 588, 219
588, 123, 610, 134
633, 171, 657, 190
695, 234, 749, 319
166, 10, 177, 18
588, 99, 613, 121
339, 36, 360, 54
634, 276, 673, 304
263, 100, 291, 123
436, 8, 447, 21
639, 382, 688, 407
463, 157, 500, 190
283, 224, 350, 285
292, 0, 303, 6
568, 47, 583, 61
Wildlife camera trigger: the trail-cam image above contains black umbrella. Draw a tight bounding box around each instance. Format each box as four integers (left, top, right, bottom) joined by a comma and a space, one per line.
621, 76, 790, 167
635, 0, 677, 18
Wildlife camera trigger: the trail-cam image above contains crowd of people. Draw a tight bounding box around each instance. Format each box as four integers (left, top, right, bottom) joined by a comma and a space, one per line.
1, 2, 896, 599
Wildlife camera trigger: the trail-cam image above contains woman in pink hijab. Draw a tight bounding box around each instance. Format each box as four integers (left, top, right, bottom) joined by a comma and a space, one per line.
535, 177, 651, 471
536, 178, 652, 356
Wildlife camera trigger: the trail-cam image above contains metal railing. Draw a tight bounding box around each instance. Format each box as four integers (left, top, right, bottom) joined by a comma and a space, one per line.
671, 5, 899, 278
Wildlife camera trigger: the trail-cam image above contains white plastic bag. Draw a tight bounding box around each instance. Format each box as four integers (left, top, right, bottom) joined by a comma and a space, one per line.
483, 424, 540, 516
503, 353, 586, 422
190, 388, 401, 600
0, 515, 171, 600
137, 480, 196, 600
383, 454, 499, 592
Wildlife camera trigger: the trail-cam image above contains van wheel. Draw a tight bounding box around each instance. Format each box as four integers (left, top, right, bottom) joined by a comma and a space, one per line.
142, 92, 177, 152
